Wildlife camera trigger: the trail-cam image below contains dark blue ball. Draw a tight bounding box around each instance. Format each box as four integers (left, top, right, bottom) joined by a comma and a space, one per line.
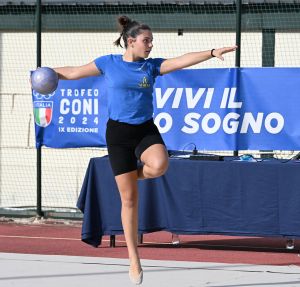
31, 67, 59, 95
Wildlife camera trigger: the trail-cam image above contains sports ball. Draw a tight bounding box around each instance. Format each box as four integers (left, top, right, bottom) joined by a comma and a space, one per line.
31, 67, 59, 94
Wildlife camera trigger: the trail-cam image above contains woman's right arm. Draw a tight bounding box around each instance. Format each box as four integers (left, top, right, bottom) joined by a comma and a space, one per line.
54, 61, 100, 80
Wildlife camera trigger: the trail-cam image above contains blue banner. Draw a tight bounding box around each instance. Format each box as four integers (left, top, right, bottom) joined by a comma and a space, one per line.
32, 68, 300, 150
32, 76, 108, 148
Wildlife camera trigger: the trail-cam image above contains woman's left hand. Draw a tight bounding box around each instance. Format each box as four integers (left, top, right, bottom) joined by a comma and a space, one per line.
213, 46, 238, 61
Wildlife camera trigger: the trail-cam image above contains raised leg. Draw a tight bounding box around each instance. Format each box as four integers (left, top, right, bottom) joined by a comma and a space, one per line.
137, 144, 169, 179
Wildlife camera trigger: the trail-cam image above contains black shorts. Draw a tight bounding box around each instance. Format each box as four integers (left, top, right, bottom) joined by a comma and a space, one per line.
106, 118, 165, 176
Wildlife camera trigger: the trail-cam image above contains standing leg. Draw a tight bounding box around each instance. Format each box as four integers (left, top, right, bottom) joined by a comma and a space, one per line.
115, 170, 143, 282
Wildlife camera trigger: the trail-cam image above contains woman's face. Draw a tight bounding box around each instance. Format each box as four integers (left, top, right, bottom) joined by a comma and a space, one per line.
128, 29, 153, 59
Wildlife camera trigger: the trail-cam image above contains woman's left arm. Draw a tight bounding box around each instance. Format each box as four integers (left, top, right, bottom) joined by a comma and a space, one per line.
160, 46, 238, 75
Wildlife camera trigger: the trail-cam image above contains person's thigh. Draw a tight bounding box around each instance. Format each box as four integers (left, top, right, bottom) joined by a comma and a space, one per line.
106, 119, 139, 176
107, 145, 138, 176
140, 143, 169, 169
134, 119, 166, 161
115, 170, 138, 202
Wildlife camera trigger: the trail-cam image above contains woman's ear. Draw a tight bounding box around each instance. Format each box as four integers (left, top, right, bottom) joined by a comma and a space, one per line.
127, 37, 135, 48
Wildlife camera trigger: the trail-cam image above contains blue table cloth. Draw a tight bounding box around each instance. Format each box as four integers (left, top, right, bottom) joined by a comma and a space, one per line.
77, 156, 300, 247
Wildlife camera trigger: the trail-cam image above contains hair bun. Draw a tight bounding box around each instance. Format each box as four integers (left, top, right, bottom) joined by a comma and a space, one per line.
118, 15, 132, 28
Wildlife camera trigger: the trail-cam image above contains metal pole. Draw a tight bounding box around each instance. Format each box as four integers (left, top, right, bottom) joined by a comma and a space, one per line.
36, 0, 43, 218
235, 0, 242, 68
234, 0, 242, 157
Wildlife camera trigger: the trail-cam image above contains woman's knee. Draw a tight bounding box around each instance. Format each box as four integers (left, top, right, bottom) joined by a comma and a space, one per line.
155, 159, 169, 175
115, 171, 138, 208
147, 158, 169, 177
119, 188, 138, 208
121, 197, 137, 209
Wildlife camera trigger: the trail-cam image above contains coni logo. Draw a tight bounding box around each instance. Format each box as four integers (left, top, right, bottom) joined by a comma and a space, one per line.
32, 90, 55, 100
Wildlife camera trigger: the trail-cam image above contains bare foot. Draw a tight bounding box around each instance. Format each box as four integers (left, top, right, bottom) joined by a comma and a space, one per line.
129, 263, 143, 285
129, 260, 142, 277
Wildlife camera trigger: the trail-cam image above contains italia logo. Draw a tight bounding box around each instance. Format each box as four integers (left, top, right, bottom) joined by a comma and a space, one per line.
33, 101, 53, 127
32, 91, 54, 127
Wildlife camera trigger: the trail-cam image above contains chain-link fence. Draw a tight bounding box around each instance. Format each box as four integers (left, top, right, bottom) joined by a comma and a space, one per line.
1, 0, 300, 217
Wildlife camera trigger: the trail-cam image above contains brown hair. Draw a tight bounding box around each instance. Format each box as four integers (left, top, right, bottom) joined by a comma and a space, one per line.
114, 15, 151, 48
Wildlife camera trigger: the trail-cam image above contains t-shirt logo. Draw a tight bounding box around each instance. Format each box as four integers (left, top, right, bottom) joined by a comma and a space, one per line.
139, 76, 150, 88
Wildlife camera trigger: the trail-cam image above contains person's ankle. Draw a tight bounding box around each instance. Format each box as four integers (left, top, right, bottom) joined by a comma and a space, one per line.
130, 258, 141, 269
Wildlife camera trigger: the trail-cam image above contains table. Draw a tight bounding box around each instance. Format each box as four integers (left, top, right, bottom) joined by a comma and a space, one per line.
77, 156, 300, 247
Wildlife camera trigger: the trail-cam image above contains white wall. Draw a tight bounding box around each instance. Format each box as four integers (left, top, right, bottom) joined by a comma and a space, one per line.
276, 32, 300, 66
0, 31, 263, 94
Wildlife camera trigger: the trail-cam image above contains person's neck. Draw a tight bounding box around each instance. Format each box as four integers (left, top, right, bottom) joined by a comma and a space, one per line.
123, 51, 143, 62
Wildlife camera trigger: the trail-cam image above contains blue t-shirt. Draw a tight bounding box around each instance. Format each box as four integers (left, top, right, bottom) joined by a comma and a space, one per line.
94, 54, 164, 124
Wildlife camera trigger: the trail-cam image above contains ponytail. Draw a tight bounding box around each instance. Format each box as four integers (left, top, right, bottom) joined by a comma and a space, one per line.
113, 15, 151, 48
113, 34, 123, 48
